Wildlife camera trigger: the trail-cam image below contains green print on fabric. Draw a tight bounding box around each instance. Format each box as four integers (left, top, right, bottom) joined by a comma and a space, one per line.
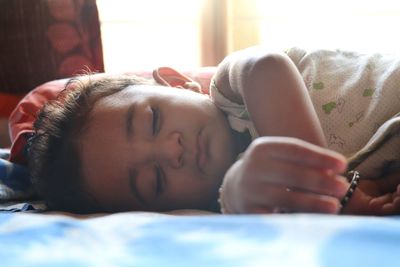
322, 102, 336, 114
363, 88, 374, 97
313, 82, 325, 90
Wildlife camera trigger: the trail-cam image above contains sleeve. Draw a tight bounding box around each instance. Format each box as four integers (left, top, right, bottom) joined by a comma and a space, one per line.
209, 79, 259, 139
8, 79, 69, 165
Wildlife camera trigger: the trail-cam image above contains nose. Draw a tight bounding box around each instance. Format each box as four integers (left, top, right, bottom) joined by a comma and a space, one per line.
156, 131, 184, 169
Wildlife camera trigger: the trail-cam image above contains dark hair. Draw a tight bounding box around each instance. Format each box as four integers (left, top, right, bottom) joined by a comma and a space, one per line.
28, 74, 154, 213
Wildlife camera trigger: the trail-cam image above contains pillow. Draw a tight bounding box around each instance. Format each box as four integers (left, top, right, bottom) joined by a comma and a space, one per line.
0, 0, 104, 96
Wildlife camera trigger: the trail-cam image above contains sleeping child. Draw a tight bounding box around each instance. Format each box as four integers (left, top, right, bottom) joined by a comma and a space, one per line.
8, 46, 400, 215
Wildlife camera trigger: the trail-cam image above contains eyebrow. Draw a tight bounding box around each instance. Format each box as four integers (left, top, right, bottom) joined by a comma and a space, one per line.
125, 104, 135, 140
128, 169, 146, 205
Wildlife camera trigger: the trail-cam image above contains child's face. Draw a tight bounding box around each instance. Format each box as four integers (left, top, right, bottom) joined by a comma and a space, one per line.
79, 85, 237, 212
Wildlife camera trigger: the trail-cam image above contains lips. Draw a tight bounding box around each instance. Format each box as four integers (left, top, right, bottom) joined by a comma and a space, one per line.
196, 128, 208, 173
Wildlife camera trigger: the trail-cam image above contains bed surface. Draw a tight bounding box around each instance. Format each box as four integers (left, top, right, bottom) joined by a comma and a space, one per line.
0, 212, 398, 267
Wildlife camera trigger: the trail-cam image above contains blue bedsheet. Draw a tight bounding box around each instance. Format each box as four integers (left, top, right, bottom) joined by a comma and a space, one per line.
0, 213, 398, 267
0, 149, 34, 202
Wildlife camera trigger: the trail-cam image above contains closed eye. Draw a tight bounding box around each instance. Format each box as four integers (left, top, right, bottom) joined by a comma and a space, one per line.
154, 164, 165, 196
151, 107, 160, 135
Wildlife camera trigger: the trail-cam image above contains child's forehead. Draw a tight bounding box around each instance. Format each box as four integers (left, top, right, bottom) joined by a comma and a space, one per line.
97, 84, 207, 111
99, 84, 171, 105
121, 84, 190, 98
124, 84, 166, 93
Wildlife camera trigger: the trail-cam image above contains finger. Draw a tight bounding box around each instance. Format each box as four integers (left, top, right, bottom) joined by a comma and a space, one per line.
394, 195, 400, 208
250, 182, 341, 214
254, 137, 347, 173
381, 203, 399, 215
374, 173, 400, 193
246, 206, 275, 214
246, 205, 293, 214
369, 194, 400, 215
253, 159, 349, 198
369, 194, 392, 209
386, 187, 400, 215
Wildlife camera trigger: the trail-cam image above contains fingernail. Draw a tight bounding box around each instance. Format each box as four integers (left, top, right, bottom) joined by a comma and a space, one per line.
322, 197, 341, 214
328, 201, 341, 214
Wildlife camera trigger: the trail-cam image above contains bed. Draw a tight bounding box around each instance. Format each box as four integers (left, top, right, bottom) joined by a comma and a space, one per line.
0, 212, 399, 266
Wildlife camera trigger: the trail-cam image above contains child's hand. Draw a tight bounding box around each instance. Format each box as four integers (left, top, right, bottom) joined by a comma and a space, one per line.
341, 173, 400, 215
220, 136, 349, 214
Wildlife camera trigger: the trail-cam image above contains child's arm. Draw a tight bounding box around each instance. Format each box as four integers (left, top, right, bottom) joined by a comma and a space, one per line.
213, 46, 327, 147
214, 47, 349, 214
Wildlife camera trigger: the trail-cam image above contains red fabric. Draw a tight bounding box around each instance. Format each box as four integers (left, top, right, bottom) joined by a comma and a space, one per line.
0, 0, 103, 116
8, 79, 68, 165
182, 67, 216, 95
0, 93, 25, 118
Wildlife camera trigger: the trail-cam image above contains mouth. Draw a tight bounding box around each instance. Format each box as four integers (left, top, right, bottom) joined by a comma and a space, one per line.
196, 128, 209, 174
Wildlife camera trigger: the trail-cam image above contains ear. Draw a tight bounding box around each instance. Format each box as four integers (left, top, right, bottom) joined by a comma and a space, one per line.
152, 67, 202, 93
